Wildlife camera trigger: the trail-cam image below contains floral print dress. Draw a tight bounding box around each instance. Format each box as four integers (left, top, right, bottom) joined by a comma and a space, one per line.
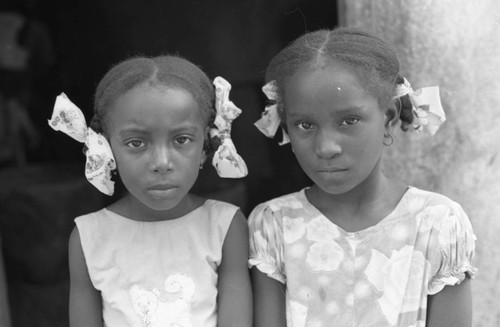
248, 187, 477, 327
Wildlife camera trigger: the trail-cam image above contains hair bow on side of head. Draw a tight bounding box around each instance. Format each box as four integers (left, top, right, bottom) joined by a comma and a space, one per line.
210, 77, 248, 178
254, 81, 290, 145
48, 93, 116, 195
395, 78, 446, 135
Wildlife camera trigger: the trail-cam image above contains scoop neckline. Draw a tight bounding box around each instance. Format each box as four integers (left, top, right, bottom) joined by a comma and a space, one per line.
102, 199, 210, 224
298, 186, 413, 237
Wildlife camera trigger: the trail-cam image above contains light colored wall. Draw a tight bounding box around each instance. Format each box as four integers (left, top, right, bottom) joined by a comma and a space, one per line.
342, 1, 500, 325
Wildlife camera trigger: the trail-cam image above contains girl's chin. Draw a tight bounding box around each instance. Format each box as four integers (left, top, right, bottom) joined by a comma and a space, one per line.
144, 198, 184, 212
312, 180, 357, 196
141, 193, 198, 216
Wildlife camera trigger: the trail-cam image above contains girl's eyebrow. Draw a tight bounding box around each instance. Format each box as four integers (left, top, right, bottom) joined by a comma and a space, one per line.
118, 124, 201, 137
118, 127, 149, 137
333, 106, 365, 115
287, 105, 364, 119
119, 126, 145, 131
118, 122, 148, 131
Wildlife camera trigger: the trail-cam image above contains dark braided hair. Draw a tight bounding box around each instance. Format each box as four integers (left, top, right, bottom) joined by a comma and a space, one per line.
265, 27, 413, 130
395, 76, 417, 131
90, 55, 218, 154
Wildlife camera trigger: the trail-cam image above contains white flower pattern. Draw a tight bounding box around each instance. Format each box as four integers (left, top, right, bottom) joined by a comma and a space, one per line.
131, 274, 195, 327
130, 285, 160, 325
438, 213, 462, 247
306, 216, 340, 243
283, 216, 306, 243
286, 300, 308, 327
306, 241, 344, 272
248, 187, 477, 327
415, 204, 449, 233
365, 246, 428, 325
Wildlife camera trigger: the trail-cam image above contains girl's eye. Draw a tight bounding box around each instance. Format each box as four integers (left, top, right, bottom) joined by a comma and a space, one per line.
175, 136, 191, 145
126, 140, 145, 148
341, 117, 360, 126
296, 121, 314, 131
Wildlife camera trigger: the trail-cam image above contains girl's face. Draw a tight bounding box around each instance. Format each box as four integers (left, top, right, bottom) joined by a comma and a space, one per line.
284, 64, 389, 196
106, 83, 207, 215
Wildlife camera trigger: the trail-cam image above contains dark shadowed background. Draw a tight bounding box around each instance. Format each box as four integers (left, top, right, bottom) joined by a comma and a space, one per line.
0, 1, 337, 326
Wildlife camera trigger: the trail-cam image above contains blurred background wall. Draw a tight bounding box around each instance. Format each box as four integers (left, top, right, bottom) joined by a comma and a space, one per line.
1, 0, 499, 326
341, 0, 500, 326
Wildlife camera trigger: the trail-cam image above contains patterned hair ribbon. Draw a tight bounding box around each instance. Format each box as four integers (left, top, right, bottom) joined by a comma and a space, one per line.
48, 93, 116, 195
210, 76, 248, 178
254, 81, 290, 145
394, 78, 446, 135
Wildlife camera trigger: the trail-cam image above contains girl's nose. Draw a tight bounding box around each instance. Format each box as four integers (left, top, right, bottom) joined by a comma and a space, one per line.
315, 129, 342, 159
151, 146, 174, 173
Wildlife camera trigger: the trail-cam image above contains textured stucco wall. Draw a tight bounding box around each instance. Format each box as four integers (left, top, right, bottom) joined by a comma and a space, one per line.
343, 1, 500, 325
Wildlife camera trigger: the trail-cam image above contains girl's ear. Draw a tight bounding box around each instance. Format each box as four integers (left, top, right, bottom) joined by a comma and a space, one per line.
200, 152, 207, 168
202, 126, 211, 161
384, 104, 400, 133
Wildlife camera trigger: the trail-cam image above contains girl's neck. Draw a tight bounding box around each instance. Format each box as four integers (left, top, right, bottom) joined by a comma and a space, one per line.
108, 193, 206, 222
306, 166, 407, 232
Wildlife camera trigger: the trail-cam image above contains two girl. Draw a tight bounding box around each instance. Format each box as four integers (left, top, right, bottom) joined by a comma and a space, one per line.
50, 27, 476, 327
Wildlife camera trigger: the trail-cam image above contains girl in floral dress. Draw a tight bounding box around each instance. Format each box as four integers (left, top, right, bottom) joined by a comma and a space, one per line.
49, 55, 251, 327
249, 27, 477, 327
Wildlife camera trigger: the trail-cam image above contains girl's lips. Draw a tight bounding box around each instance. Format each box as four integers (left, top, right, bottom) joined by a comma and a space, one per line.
318, 168, 347, 173
147, 186, 177, 198
148, 184, 176, 191
147, 184, 178, 198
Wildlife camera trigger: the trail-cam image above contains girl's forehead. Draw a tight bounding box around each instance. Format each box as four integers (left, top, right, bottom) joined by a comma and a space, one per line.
105, 84, 206, 129
133, 82, 192, 99
286, 65, 366, 100
283, 64, 380, 119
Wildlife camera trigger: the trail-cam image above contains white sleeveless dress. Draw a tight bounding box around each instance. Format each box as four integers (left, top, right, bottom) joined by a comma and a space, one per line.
76, 199, 238, 327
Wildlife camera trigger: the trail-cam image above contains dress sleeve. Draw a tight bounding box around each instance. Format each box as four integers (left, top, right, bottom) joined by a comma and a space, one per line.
248, 203, 286, 284
428, 201, 478, 295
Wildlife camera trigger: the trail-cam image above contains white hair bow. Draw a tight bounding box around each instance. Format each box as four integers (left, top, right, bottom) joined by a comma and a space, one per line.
254, 80, 290, 145
394, 78, 446, 135
48, 93, 116, 195
210, 77, 248, 178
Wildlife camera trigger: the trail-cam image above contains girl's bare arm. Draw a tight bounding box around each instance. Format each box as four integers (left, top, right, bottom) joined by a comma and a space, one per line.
217, 211, 252, 327
426, 278, 472, 327
251, 267, 286, 327
68, 227, 103, 327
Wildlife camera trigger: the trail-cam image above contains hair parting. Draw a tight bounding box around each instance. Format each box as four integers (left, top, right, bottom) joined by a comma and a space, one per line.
265, 27, 415, 130
90, 54, 219, 156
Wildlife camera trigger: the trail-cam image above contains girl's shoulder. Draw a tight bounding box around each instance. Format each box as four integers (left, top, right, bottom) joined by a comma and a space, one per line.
199, 199, 242, 230
183, 193, 241, 216
404, 186, 471, 228
251, 189, 308, 216
248, 189, 311, 231
202, 198, 241, 213
74, 207, 109, 223
74, 207, 121, 233
405, 186, 465, 212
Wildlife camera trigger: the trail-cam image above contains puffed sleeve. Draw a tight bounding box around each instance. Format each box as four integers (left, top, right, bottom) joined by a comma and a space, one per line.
248, 203, 286, 283
428, 201, 478, 295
